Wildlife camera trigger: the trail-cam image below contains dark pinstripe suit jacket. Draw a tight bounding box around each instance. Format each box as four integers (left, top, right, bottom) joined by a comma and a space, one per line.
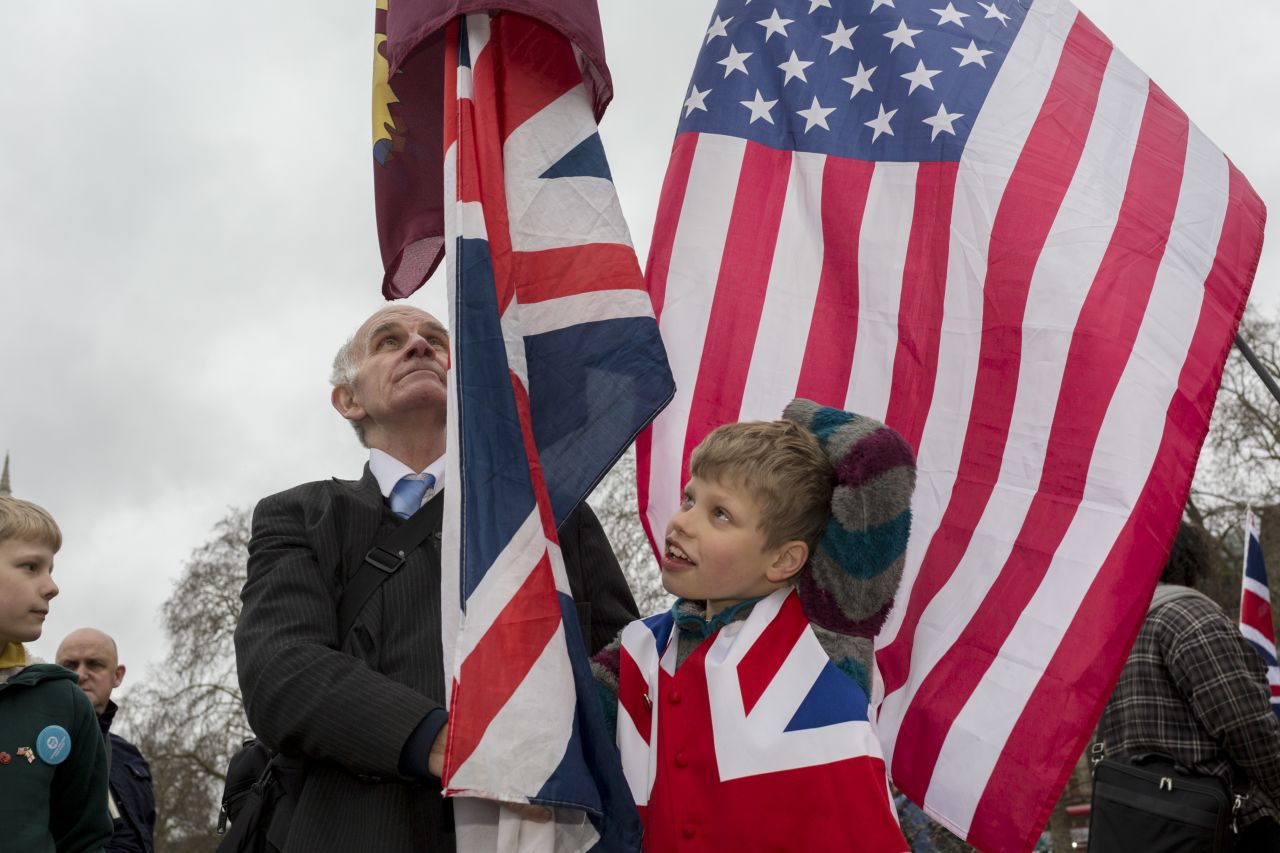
234, 466, 638, 853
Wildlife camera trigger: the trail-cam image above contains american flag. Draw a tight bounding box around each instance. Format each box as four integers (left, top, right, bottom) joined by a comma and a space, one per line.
637, 0, 1265, 850
617, 588, 908, 851
1241, 510, 1280, 722
433, 9, 672, 851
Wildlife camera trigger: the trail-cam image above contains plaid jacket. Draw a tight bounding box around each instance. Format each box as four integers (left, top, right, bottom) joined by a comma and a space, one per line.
1099, 584, 1280, 828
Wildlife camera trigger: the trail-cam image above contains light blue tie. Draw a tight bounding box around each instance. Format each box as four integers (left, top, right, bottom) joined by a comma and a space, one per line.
389, 474, 434, 519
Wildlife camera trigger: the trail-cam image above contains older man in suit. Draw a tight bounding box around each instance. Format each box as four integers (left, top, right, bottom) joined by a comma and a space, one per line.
234, 305, 638, 853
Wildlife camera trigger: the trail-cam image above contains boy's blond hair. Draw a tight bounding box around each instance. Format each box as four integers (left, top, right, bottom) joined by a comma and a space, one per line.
690, 420, 834, 550
0, 496, 63, 552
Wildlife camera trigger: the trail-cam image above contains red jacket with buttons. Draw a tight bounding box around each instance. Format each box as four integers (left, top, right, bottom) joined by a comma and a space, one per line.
606, 591, 909, 853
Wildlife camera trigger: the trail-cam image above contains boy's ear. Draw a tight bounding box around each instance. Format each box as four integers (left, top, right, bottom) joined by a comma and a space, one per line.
767, 540, 810, 583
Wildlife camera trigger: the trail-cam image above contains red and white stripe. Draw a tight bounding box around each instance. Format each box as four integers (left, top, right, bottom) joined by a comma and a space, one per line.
638, 0, 1263, 848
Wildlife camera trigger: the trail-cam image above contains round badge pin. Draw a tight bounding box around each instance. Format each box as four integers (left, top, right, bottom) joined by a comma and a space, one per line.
36, 725, 71, 765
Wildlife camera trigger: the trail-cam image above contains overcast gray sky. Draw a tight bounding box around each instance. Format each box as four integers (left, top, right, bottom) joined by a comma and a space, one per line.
3, 0, 1276, 677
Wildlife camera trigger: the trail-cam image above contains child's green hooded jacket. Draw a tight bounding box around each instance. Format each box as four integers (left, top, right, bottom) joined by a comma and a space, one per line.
0, 662, 112, 853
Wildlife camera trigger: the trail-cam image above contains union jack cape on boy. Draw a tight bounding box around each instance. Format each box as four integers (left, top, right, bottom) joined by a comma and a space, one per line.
1241, 511, 1280, 722
637, 0, 1265, 850
618, 589, 909, 852
373, 1, 673, 850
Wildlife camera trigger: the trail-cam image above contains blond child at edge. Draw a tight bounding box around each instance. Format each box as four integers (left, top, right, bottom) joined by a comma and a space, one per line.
592, 399, 916, 852
0, 496, 112, 853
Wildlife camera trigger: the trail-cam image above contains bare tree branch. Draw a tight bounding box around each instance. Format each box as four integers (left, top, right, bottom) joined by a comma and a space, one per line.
588, 447, 675, 616
115, 508, 252, 852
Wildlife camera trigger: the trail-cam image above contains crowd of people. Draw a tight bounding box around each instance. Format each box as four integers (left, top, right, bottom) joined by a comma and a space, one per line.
3, 303, 1279, 852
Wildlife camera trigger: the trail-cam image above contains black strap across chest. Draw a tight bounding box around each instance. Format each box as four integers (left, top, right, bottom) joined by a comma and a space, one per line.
336, 494, 444, 642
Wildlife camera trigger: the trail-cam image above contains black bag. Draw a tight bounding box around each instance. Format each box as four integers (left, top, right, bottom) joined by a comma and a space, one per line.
218, 743, 308, 853
217, 495, 444, 852
1089, 747, 1243, 853
219, 739, 270, 831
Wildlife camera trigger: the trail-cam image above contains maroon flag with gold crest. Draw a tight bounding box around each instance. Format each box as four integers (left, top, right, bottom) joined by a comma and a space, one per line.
372, 0, 615, 299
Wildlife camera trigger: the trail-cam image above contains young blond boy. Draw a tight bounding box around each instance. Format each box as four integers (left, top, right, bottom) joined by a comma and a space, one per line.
0, 496, 112, 853
593, 400, 915, 851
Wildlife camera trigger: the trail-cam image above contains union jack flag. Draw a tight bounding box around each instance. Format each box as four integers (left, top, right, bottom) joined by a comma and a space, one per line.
1241, 511, 1280, 722
618, 589, 908, 851
637, 0, 1264, 850
432, 9, 672, 851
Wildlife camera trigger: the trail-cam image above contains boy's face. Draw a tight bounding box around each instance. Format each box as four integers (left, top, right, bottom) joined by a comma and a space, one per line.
662, 475, 788, 616
0, 538, 59, 644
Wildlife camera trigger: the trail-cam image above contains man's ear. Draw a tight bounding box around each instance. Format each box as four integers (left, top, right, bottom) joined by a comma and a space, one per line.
113, 664, 126, 689
767, 540, 810, 583
331, 384, 365, 423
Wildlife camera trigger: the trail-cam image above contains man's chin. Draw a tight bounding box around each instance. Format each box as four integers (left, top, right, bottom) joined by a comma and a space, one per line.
391, 387, 448, 416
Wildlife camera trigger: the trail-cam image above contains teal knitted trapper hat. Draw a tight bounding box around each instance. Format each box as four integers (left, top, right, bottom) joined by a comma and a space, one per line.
782, 398, 917, 694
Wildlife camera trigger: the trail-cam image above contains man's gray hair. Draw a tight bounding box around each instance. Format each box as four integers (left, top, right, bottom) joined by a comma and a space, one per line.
331, 335, 361, 390
331, 332, 368, 447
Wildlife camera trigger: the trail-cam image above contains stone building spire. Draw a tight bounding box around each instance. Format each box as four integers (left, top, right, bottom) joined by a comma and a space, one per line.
0, 452, 10, 497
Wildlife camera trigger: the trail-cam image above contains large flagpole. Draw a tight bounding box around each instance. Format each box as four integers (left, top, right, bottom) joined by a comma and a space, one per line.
1235, 334, 1280, 407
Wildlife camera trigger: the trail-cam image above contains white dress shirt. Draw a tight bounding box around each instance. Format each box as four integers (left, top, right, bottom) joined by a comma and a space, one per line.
368, 448, 446, 512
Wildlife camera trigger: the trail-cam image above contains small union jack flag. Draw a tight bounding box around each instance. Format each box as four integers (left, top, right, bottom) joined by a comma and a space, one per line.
1241, 511, 1280, 722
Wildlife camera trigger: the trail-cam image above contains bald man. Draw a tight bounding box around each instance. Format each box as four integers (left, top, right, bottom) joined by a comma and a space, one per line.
57, 628, 156, 853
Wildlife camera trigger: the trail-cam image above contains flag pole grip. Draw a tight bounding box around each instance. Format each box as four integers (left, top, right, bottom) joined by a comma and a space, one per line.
1235, 333, 1280, 408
